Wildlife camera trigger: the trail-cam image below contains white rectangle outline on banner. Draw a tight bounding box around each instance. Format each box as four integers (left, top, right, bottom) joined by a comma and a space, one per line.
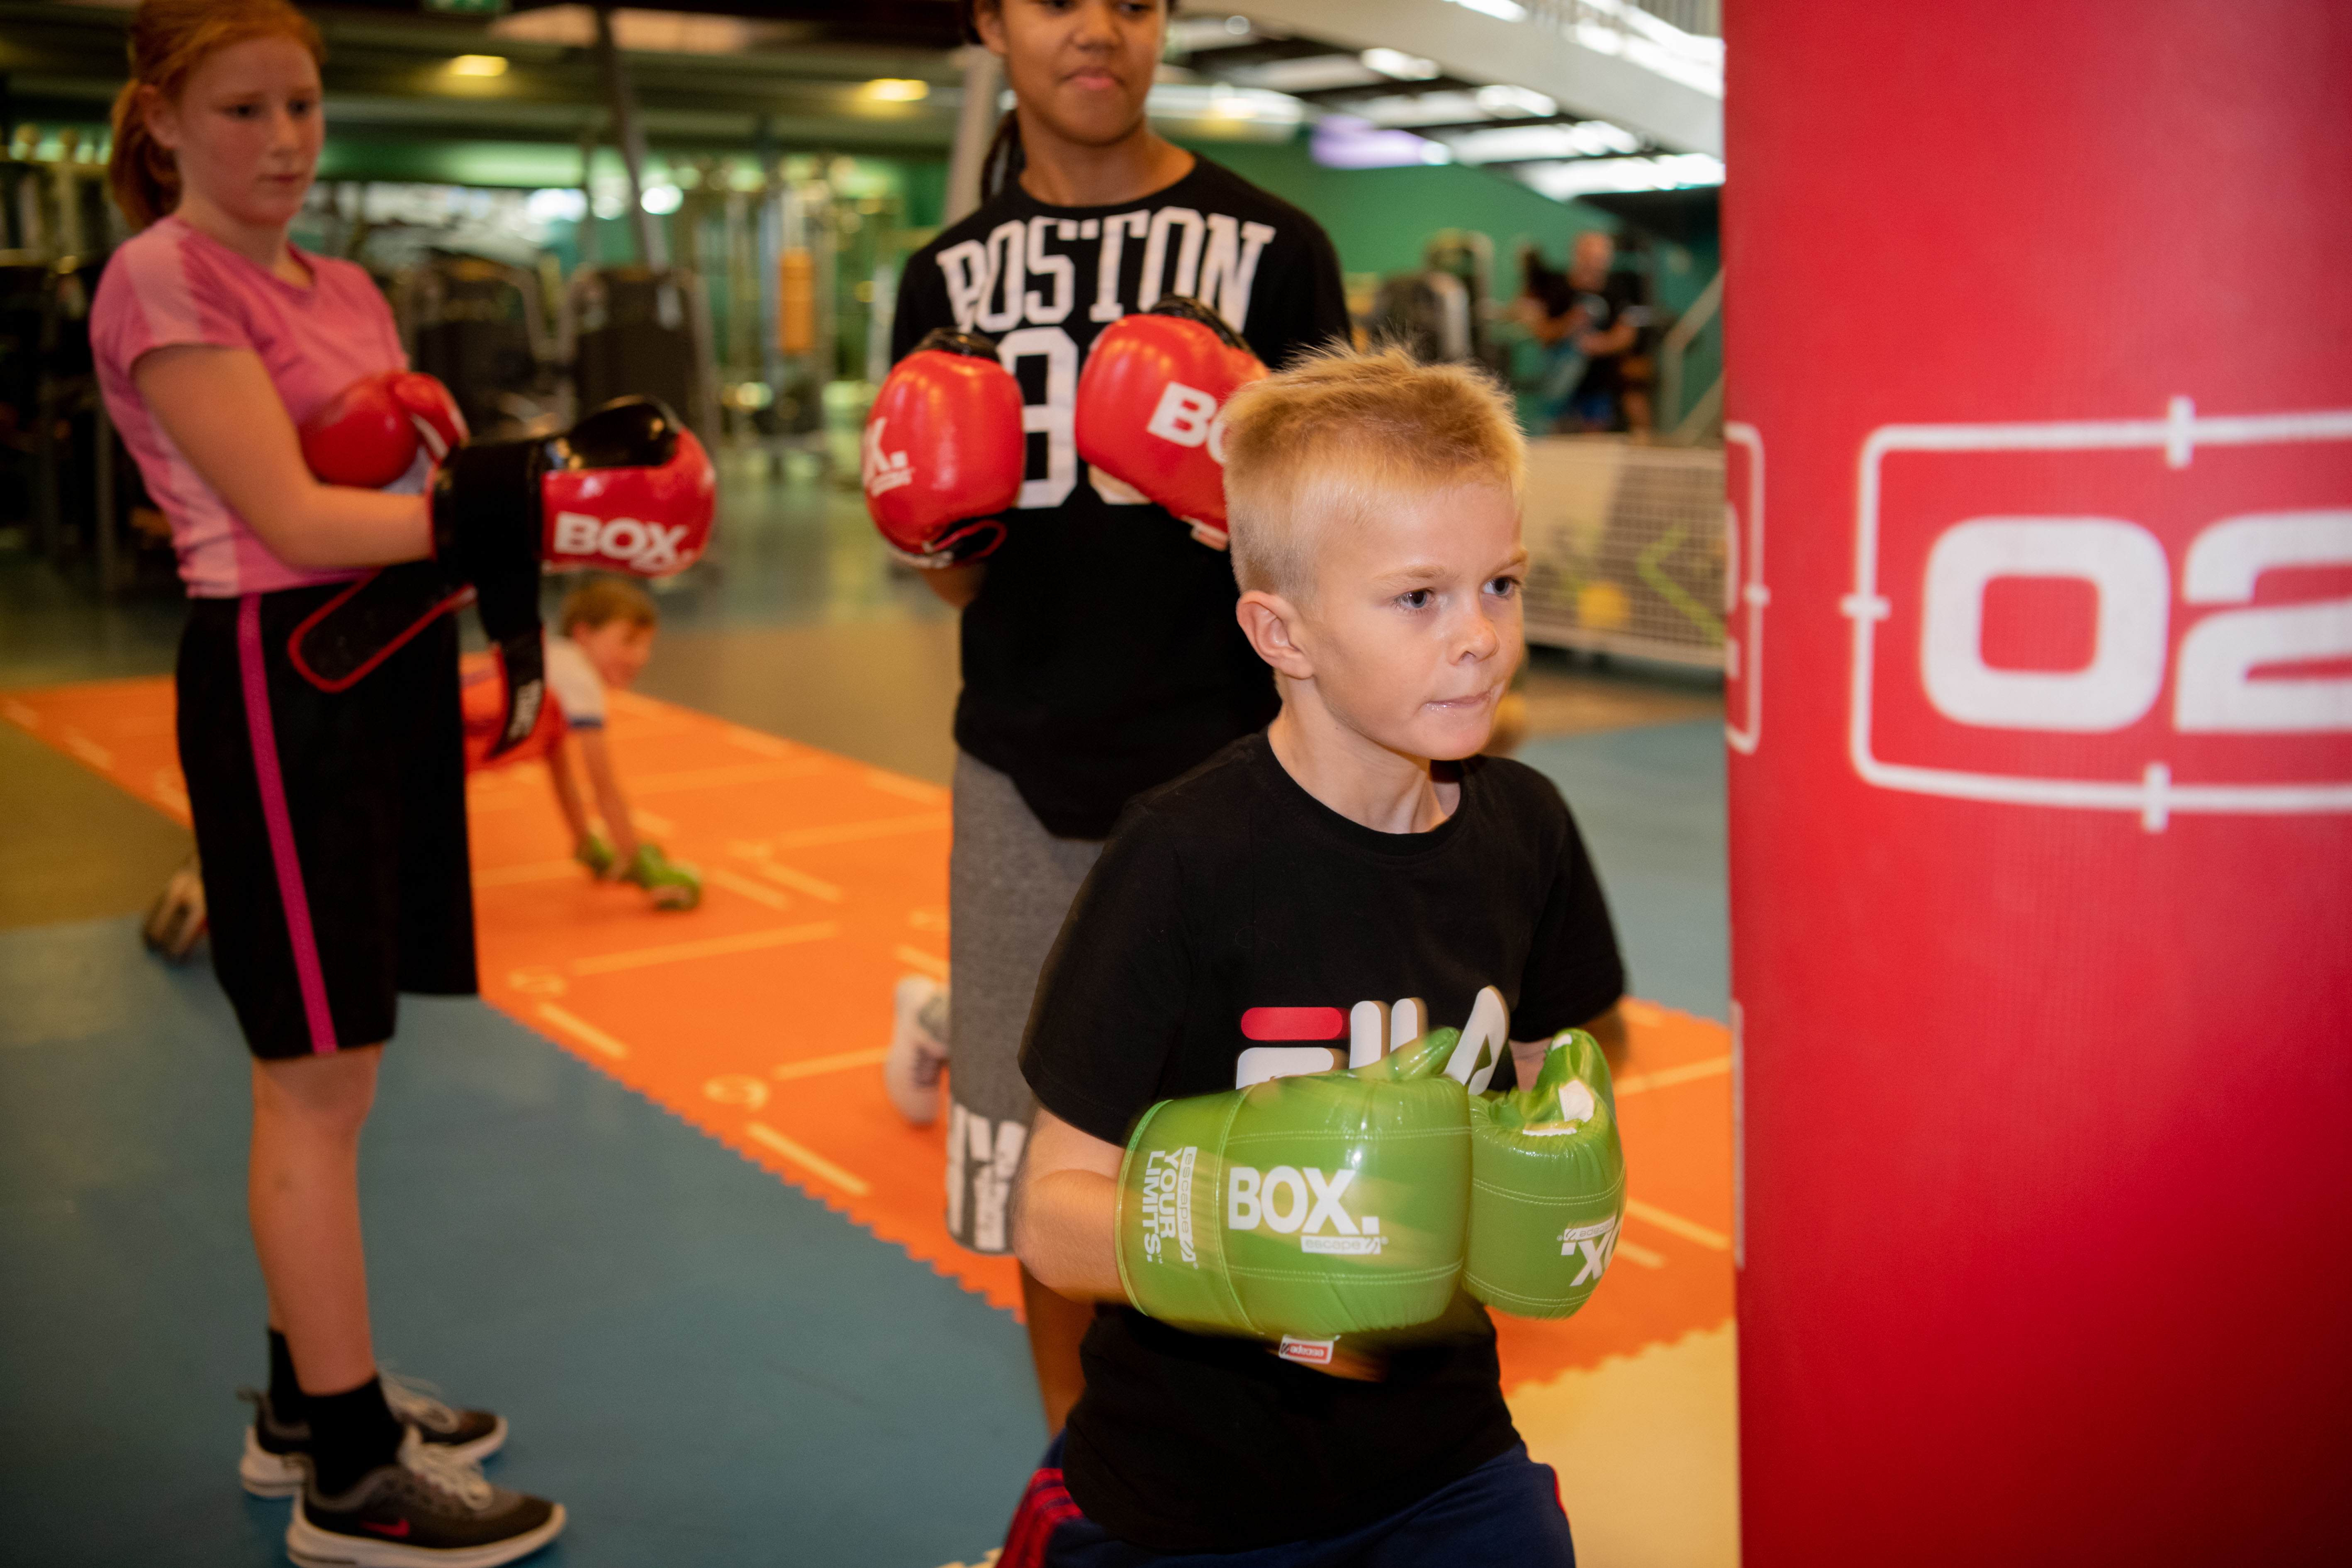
1842, 396, 2352, 831
1723, 421, 1768, 755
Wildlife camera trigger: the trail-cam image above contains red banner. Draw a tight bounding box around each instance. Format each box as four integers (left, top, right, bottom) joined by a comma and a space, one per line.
1725, 2, 2352, 1559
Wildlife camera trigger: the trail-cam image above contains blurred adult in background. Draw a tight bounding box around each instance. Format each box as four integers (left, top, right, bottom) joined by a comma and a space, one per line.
1519, 230, 1650, 434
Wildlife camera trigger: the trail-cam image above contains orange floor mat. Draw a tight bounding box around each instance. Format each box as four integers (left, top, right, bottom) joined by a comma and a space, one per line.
3, 675, 1731, 1387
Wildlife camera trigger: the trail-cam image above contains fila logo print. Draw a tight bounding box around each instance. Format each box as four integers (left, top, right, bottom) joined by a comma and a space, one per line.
1232, 986, 1513, 1094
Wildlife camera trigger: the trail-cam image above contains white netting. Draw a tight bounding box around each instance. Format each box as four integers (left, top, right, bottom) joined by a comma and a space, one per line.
1522, 436, 1727, 668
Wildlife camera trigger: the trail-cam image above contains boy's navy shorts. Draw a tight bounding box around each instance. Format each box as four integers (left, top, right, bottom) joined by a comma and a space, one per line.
1000, 1433, 1575, 1567
178, 587, 475, 1061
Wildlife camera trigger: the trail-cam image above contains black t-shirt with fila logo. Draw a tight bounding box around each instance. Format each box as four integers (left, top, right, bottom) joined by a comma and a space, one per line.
1020, 734, 1625, 1551
891, 158, 1350, 839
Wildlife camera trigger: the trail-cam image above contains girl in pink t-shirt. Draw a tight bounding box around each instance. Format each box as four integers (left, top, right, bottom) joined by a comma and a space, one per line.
90, 3, 561, 1558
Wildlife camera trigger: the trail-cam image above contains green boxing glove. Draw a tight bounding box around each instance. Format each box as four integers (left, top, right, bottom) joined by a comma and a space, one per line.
1464, 1028, 1627, 1319
624, 841, 703, 911
1115, 1029, 1471, 1348
576, 832, 616, 879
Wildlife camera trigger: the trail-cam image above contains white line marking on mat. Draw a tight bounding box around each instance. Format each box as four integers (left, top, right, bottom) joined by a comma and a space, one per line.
64, 730, 114, 769
1625, 1199, 1731, 1251
536, 1004, 629, 1059
631, 759, 828, 794
772, 1047, 891, 1082
864, 770, 949, 804
704, 867, 792, 910
1616, 1056, 1733, 1095
726, 844, 845, 902
745, 1122, 872, 1195
571, 921, 840, 975
726, 727, 796, 758
765, 813, 949, 850
474, 861, 583, 887
894, 944, 948, 981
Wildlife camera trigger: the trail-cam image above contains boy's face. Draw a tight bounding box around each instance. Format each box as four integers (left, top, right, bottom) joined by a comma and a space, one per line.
1282, 482, 1526, 762
572, 620, 654, 691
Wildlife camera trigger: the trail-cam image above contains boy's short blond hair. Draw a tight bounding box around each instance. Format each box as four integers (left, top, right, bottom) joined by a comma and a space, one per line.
1222, 346, 1525, 602
560, 577, 658, 638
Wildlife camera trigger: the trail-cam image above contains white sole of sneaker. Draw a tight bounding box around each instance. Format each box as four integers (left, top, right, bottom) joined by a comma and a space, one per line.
284, 1500, 565, 1567
241, 1419, 512, 1499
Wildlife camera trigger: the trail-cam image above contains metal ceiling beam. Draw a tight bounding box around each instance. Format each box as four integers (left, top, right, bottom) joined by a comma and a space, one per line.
1232, 0, 1722, 156
593, 5, 664, 265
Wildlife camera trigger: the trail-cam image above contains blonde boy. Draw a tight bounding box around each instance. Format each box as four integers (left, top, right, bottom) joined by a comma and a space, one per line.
459, 578, 700, 910
1002, 348, 1626, 1561
541, 579, 700, 910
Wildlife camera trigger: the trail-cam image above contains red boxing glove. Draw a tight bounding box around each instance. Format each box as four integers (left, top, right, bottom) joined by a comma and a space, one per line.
1074, 296, 1268, 549
299, 371, 469, 490
430, 397, 713, 756
863, 328, 1023, 568
538, 405, 716, 577
289, 399, 713, 749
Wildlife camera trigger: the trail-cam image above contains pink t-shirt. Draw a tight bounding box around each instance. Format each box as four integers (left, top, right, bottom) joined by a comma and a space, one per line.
91, 214, 407, 598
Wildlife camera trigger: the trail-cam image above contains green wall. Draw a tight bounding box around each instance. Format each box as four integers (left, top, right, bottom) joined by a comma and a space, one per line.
1179, 136, 1718, 317
1176, 135, 1723, 429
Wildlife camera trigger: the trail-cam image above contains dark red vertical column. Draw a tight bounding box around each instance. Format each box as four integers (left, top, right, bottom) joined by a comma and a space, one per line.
1723, 3, 2352, 1560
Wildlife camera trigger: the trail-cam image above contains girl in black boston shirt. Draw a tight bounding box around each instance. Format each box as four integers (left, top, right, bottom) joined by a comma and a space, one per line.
885, 0, 1348, 1432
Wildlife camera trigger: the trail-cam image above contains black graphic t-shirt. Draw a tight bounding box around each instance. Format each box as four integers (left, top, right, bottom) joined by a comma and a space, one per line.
1020, 735, 1626, 1551
891, 158, 1350, 839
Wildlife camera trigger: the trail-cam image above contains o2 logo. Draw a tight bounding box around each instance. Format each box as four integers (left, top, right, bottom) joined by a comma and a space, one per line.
1844, 398, 2352, 830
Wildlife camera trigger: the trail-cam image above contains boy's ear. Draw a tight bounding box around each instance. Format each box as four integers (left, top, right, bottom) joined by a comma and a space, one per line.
1236, 589, 1313, 680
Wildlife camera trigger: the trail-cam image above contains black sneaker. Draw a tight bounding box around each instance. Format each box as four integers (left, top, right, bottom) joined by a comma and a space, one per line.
286, 1429, 564, 1567
240, 1374, 509, 1498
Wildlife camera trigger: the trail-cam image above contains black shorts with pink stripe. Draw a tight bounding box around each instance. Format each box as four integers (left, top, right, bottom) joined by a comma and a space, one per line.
177, 585, 476, 1060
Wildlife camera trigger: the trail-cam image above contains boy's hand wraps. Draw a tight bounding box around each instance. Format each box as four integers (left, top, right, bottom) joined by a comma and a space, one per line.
576, 832, 616, 879
1464, 1029, 1628, 1319
1074, 295, 1268, 549
862, 329, 1023, 568
1115, 1030, 1470, 1343
623, 841, 702, 911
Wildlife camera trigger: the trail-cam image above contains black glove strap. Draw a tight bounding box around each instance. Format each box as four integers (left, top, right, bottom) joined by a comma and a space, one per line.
285, 561, 472, 693
911, 327, 1001, 361
1145, 295, 1250, 350
486, 630, 547, 759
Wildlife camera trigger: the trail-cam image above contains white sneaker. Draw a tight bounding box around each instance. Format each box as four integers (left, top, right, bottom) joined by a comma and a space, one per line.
883, 975, 950, 1125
